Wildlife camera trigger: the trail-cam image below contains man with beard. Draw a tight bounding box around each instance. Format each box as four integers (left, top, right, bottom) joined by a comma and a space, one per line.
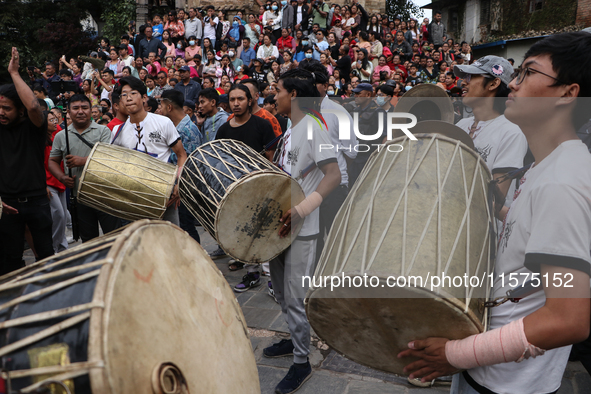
0, 47, 54, 274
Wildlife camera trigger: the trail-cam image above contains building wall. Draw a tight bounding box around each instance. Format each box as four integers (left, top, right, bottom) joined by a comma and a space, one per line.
464, 0, 481, 43
472, 36, 546, 63
577, 0, 591, 26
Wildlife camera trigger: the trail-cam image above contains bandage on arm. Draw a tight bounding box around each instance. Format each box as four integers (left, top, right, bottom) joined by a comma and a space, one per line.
445, 317, 546, 370
293, 191, 323, 218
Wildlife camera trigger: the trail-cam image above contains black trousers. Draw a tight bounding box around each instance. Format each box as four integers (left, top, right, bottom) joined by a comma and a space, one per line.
316, 184, 348, 263
76, 202, 121, 243
178, 203, 200, 244
571, 333, 591, 375
0, 195, 54, 275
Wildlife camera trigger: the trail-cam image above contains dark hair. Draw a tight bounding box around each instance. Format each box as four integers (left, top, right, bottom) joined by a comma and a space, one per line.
198, 87, 220, 104
119, 76, 148, 96
228, 83, 253, 106
145, 74, 156, 83
121, 34, 130, 40
157, 70, 168, 77
68, 94, 91, 109
33, 84, 47, 95
434, 11, 442, 15
357, 48, 370, 70
170, 78, 179, 84
203, 76, 215, 85
241, 78, 260, 92
59, 68, 72, 77
278, 68, 321, 112
376, 84, 394, 96
101, 37, 110, 46
111, 89, 121, 105
161, 89, 185, 108
100, 98, 111, 108
102, 69, 115, 77
359, 31, 369, 41
297, 61, 329, 84
263, 94, 277, 106
146, 97, 159, 113
38, 98, 48, 111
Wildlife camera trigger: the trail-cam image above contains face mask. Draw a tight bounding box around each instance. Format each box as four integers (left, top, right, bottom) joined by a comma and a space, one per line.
272, 5, 278, 10
228, 51, 235, 57
233, 21, 239, 26
302, 40, 309, 45
305, 53, 312, 59
237, 66, 242, 72
327, 90, 334, 95
266, 5, 270, 9
189, 40, 195, 46
376, 96, 388, 106
177, 44, 182, 49
281, 0, 287, 5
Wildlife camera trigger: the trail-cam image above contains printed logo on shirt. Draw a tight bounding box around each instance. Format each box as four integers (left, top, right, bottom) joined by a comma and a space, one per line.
499, 219, 515, 252
148, 130, 164, 143
475, 144, 492, 162
287, 147, 300, 166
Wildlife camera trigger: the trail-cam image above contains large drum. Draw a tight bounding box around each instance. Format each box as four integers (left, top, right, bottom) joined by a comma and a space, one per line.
78, 143, 178, 221
306, 130, 494, 375
0, 220, 259, 393
180, 139, 305, 263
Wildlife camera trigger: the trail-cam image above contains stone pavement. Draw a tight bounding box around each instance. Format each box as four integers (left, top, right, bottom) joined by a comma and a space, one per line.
24, 228, 591, 394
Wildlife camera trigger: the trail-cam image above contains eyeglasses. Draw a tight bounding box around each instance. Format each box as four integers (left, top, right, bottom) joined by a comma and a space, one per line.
121, 91, 141, 99
48, 117, 58, 123
511, 66, 565, 86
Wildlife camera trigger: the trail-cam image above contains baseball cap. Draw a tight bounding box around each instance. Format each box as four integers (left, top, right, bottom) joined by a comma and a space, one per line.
352, 83, 373, 93
179, 66, 191, 72
454, 55, 514, 86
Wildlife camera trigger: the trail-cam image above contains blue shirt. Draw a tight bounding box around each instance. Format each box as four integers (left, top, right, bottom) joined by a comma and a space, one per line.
313, 40, 328, 61
153, 23, 164, 40
240, 48, 256, 67
169, 115, 203, 164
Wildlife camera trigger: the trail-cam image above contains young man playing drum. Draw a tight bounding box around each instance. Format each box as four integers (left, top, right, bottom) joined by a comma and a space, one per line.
267, 69, 341, 394
399, 32, 591, 394
454, 55, 528, 223
111, 77, 187, 225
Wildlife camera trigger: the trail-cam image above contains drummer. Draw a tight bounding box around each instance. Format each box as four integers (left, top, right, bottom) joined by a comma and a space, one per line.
267, 69, 341, 394
111, 77, 188, 225
399, 32, 591, 394
454, 55, 528, 223
49, 93, 122, 243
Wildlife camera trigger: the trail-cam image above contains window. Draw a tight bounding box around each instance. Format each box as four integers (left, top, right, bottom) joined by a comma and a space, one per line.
529, 0, 543, 12
450, 9, 459, 32
480, 0, 491, 25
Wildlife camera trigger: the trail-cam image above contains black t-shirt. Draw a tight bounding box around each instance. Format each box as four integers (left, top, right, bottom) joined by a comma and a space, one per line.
215, 114, 276, 153
336, 55, 351, 81
0, 117, 48, 198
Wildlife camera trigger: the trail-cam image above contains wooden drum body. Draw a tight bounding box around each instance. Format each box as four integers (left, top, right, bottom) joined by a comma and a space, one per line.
78, 143, 177, 221
0, 220, 259, 393
180, 139, 305, 263
306, 133, 494, 375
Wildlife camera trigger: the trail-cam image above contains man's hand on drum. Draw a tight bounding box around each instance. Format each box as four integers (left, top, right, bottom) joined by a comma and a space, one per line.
397, 337, 459, 382
167, 184, 181, 208
65, 155, 87, 168
278, 208, 301, 238
2, 201, 19, 215
60, 174, 76, 189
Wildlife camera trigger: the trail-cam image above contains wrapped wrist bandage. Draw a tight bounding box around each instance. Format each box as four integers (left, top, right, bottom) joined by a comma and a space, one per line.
294, 191, 323, 218
445, 317, 546, 370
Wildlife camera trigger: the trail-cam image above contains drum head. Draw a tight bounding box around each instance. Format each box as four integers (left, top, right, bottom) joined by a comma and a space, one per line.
215, 172, 306, 263
306, 284, 483, 375
98, 221, 260, 393
394, 85, 455, 124
389, 121, 475, 151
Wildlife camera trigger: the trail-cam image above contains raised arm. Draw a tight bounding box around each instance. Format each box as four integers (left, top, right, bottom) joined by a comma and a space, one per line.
8, 47, 44, 128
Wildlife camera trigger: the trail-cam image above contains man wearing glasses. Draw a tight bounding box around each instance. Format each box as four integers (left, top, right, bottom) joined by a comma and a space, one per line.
454, 55, 528, 223
111, 77, 187, 226
400, 32, 591, 394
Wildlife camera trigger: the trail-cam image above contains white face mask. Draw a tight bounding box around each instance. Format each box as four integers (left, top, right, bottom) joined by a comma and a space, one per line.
228, 51, 235, 57
327, 90, 335, 95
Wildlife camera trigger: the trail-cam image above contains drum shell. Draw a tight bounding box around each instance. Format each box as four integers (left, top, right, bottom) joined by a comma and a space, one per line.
180, 139, 305, 263
78, 143, 177, 221
0, 220, 260, 393
306, 134, 494, 375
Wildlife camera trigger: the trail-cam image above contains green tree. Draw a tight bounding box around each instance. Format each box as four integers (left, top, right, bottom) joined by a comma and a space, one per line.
99, 0, 136, 44
386, 0, 424, 22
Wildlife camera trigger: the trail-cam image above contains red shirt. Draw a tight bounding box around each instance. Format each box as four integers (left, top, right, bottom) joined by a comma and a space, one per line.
277, 36, 295, 52
45, 128, 65, 192
107, 117, 124, 131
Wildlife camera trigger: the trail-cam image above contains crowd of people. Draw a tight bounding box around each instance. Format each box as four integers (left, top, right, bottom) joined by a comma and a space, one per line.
2, 0, 591, 393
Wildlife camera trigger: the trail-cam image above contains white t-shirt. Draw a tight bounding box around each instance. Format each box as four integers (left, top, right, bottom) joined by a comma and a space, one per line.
111, 112, 181, 163
468, 139, 591, 393
321, 96, 356, 186
203, 16, 219, 40
275, 114, 337, 236
456, 114, 528, 210
296, 5, 304, 25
